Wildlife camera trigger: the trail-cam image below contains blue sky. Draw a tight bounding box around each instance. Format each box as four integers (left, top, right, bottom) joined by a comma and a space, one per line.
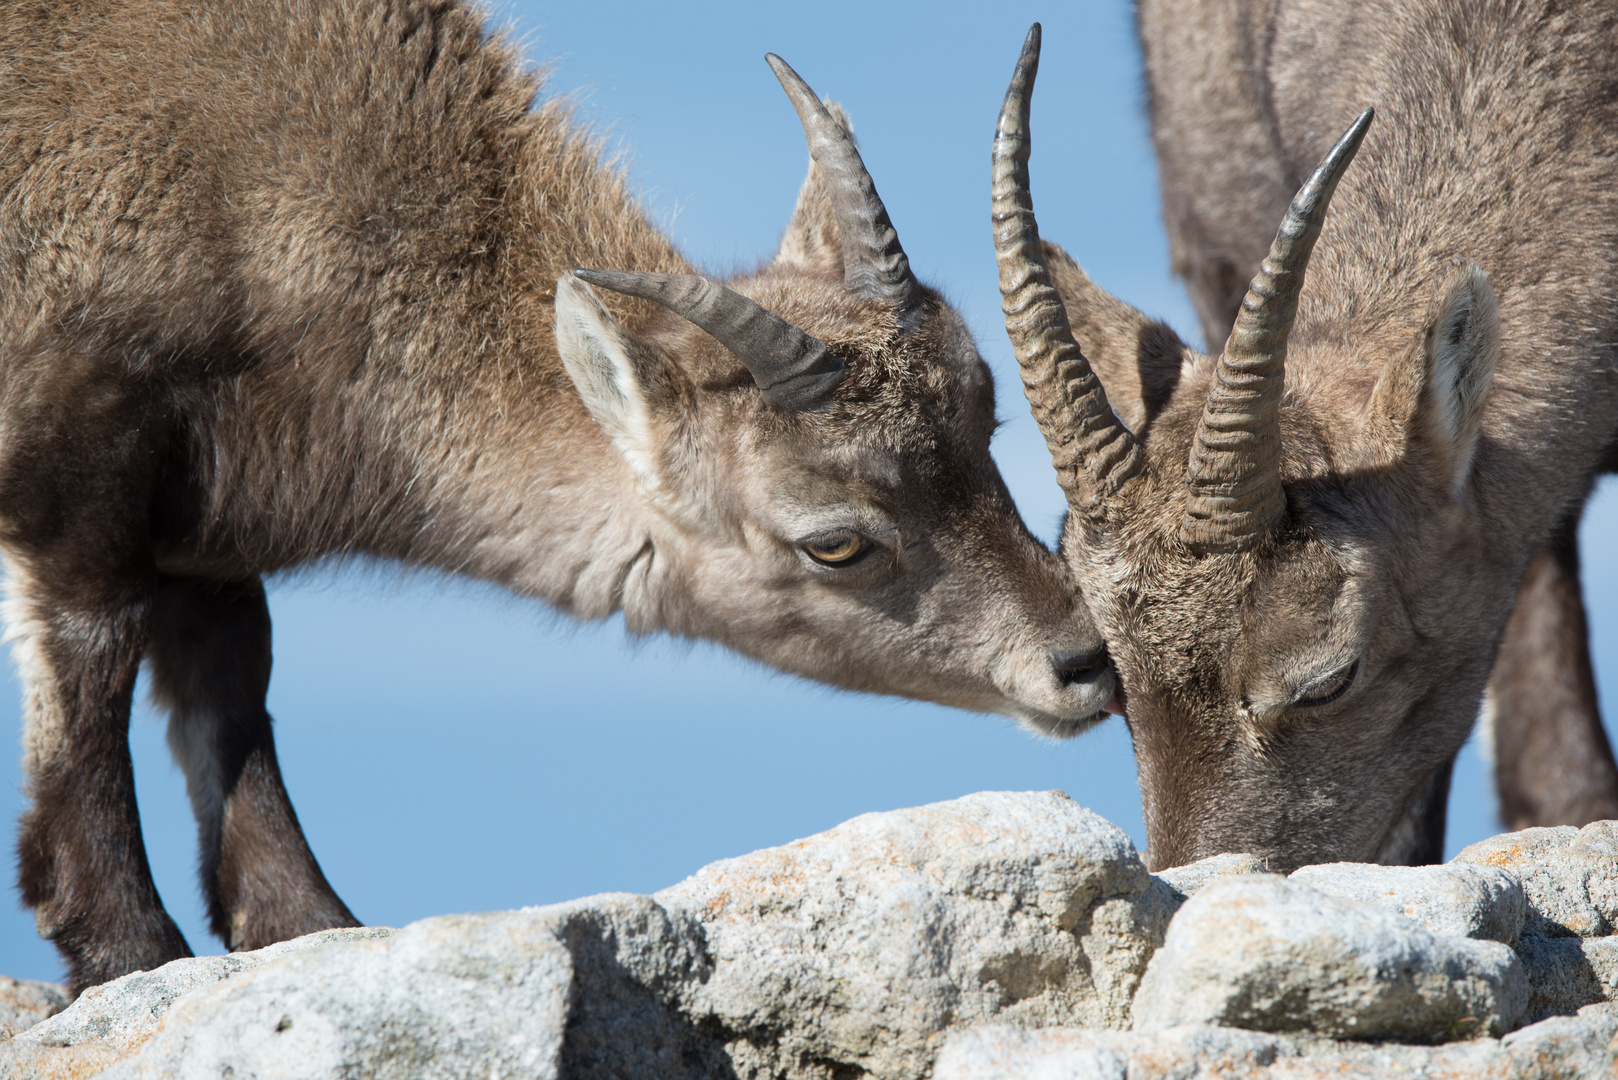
4, 1, 1616, 982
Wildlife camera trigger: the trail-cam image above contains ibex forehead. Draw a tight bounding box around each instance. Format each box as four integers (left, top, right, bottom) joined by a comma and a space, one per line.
744, 273, 987, 384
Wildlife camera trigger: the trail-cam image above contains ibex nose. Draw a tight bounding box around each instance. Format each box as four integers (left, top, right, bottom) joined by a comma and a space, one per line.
1053, 647, 1109, 687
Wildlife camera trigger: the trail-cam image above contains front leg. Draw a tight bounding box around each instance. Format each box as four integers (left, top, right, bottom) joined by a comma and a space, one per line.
1488, 514, 1618, 829
148, 575, 358, 951
9, 563, 191, 993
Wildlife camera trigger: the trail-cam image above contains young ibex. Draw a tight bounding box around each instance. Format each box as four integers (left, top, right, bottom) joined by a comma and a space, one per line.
1137, 0, 1618, 843
993, 12, 1618, 872
0, 0, 1113, 991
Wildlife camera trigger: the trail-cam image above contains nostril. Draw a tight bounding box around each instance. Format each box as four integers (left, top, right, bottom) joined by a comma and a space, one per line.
1054, 648, 1109, 687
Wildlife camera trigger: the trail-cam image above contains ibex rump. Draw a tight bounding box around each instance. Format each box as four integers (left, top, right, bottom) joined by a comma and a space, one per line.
994, 10, 1618, 870
1, 0, 1111, 991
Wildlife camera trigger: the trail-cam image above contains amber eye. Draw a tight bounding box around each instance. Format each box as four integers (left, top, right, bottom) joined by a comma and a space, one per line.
802, 530, 872, 567
1293, 660, 1359, 708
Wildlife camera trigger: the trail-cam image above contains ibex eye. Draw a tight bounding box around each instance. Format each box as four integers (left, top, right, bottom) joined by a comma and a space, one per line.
1293, 660, 1359, 708
802, 530, 871, 567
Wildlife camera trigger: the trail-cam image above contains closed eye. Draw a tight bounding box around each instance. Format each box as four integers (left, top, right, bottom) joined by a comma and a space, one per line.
1293, 660, 1359, 708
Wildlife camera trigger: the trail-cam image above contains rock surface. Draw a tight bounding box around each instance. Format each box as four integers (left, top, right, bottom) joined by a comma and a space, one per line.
1456, 821, 1618, 939
0, 976, 66, 1040
935, 1005, 1618, 1079
4, 792, 1171, 1080
1132, 875, 1528, 1041
1154, 852, 1269, 907
99, 912, 576, 1080
656, 789, 1170, 1078
0, 928, 390, 1080
2, 794, 1617, 1078
1289, 862, 1526, 945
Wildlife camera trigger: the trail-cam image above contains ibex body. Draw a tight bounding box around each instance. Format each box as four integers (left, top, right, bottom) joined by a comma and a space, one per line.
0, 0, 1111, 990
994, 9, 1618, 871
1138, 0, 1618, 840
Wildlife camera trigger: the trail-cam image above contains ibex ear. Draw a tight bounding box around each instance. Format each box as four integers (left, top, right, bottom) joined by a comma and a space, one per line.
554, 274, 681, 486
771, 101, 851, 275
1042, 240, 1190, 432
1369, 260, 1499, 497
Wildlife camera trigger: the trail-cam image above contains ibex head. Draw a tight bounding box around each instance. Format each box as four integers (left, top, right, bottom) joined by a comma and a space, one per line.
551, 55, 1114, 734
997, 26, 1510, 866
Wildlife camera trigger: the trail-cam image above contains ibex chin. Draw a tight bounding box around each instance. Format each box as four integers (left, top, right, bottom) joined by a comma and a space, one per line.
0, 0, 1112, 992
1135, 0, 1618, 843
993, 14, 1618, 872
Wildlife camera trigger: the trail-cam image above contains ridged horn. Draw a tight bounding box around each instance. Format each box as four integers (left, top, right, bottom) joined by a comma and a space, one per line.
1181, 108, 1373, 553
766, 54, 921, 324
993, 23, 1140, 512
574, 269, 845, 412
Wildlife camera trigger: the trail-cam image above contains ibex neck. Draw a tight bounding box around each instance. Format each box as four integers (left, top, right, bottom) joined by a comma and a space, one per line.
194, 79, 693, 630
379, 111, 693, 623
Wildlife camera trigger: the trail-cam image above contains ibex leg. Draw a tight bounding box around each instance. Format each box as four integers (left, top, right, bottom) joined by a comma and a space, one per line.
9, 563, 191, 993
1488, 515, 1618, 829
148, 575, 358, 951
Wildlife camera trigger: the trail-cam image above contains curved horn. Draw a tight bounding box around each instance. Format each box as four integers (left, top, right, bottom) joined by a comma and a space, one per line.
993, 23, 1140, 512
1181, 108, 1373, 553
573, 270, 844, 412
766, 54, 921, 324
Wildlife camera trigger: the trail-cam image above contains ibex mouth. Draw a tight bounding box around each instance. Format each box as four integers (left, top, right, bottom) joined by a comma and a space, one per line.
1022, 706, 1111, 740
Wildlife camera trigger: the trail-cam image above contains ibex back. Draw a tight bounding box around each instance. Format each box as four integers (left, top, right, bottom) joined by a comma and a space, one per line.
0, 1, 1113, 991
993, 11, 1618, 871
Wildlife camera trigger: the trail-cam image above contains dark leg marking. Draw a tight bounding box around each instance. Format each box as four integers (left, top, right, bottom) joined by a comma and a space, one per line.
148, 575, 358, 952
12, 571, 192, 994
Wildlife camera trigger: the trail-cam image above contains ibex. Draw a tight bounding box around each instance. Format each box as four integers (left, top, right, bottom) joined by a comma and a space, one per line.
1137, 0, 1618, 843
0, 0, 1113, 992
992, 11, 1618, 872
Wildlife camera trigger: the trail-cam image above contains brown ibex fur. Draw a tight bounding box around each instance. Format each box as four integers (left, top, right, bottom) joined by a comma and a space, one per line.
994, 6, 1618, 872
0, 0, 1112, 991
1137, 0, 1618, 845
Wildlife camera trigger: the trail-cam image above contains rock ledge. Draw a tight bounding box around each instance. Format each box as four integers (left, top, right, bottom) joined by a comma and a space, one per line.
1, 793, 1615, 1079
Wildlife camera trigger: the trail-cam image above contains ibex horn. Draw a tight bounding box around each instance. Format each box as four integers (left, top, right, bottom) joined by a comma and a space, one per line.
993, 23, 1141, 513
766, 54, 922, 326
573, 269, 845, 412
1181, 108, 1373, 553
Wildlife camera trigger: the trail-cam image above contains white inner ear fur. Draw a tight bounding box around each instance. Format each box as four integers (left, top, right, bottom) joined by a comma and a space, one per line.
1425, 260, 1500, 498
554, 274, 661, 487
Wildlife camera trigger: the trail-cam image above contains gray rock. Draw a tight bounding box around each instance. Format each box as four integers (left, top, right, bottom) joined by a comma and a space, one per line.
935, 1024, 1288, 1080
0, 975, 67, 1040
1515, 933, 1618, 1022
1454, 821, 1618, 938
1288, 861, 1526, 944
936, 1009, 1618, 1078
0, 927, 387, 1079
98, 912, 570, 1080
1154, 852, 1270, 903
17, 805, 1615, 1078
1132, 875, 1528, 1041
52, 792, 1175, 1080
657, 790, 1169, 1079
